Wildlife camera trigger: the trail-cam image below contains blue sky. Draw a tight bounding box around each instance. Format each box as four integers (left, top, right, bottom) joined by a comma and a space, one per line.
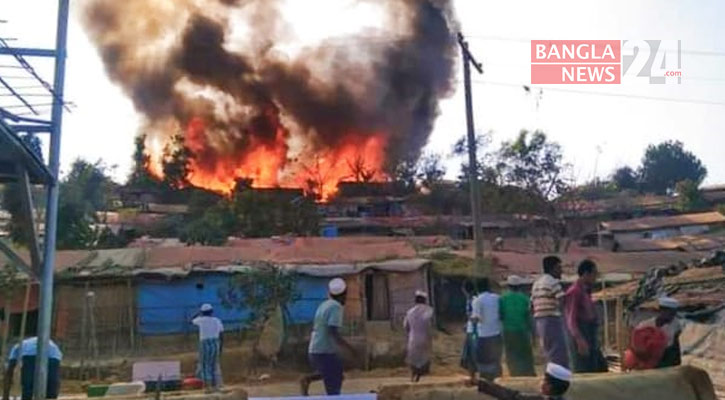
3, 0, 724, 185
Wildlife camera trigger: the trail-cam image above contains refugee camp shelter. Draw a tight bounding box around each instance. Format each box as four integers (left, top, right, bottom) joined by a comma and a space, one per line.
593, 258, 725, 373
600, 212, 725, 243
48, 237, 432, 359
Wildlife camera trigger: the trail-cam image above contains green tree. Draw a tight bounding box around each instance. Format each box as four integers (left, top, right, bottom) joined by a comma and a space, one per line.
233, 190, 319, 238
417, 153, 446, 190
56, 201, 96, 249
218, 264, 298, 372
61, 159, 116, 215
180, 202, 235, 246
393, 157, 419, 193
163, 134, 192, 189
55, 159, 118, 249
127, 134, 160, 190
639, 140, 707, 195
611, 166, 639, 191
675, 179, 706, 212
497, 130, 570, 199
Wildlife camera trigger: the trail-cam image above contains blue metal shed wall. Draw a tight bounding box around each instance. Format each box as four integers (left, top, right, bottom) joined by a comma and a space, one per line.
137, 274, 251, 335
285, 276, 329, 325
137, 274, 330, 335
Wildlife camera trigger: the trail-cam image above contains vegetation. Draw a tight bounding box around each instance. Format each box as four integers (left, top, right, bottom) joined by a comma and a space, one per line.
612, 166, 639, 191
675, 179, 706, 212
428, 251, 493, 279
639, 140, 707, 195
218, 264, 298, 372
497, 130, 570, 200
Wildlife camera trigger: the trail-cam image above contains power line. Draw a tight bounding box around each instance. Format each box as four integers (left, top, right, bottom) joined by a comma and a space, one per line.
471, 79, 725, 106
465, 35, 725, 57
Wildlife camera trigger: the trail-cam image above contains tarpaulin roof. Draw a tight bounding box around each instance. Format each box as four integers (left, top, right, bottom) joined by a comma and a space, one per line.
453, 248, 707, 277
51, 238, 431, 278
681, 311, 725, 398
601, 212, 725, 233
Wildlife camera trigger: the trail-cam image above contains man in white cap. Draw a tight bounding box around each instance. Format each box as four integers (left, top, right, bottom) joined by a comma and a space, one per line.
301, 277, 356, 396
191, 303, 224, 392
477, 362, 572, 400
404, 289, 434, 382
636, 296, 682, 368
499, 275, 535, 376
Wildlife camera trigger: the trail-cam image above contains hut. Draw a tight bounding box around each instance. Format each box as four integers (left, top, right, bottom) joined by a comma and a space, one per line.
49, 237, 432, 362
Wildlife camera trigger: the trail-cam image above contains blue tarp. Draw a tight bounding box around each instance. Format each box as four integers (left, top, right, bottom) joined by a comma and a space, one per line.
137, 274, 330, 335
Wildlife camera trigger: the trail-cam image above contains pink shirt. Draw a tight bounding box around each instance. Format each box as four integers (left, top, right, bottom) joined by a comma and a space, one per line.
564, 279, 597, 341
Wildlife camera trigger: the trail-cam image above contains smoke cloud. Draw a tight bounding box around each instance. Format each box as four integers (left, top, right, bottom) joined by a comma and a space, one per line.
81, 0, 458, 195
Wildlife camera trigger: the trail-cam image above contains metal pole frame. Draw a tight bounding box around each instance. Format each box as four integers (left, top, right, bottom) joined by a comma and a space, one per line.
33, 1, 69, 398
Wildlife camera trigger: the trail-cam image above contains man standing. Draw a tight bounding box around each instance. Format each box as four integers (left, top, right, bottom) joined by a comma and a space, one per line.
301, 278, 356, 396
636, 296, 682, 368
404, 290, 434, 382
564, 260, 606, 373
531, 256, 569, 367
192, 304, 224, 392
3, 336, 63, 400
460, 280, 478, 382
471, 278, 503, 380
500, 275, 536, 376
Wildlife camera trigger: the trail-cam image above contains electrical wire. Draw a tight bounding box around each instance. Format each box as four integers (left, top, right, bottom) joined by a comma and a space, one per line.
471, 79, 725, 106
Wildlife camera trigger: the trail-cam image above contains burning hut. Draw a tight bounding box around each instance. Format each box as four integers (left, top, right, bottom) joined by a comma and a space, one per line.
79, 0, 458, 200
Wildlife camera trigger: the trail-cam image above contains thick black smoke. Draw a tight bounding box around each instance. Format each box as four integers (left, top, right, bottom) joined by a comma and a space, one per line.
81, 0, 457, 181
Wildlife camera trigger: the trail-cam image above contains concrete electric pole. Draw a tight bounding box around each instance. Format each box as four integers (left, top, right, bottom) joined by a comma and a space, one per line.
457, 33, 488, 278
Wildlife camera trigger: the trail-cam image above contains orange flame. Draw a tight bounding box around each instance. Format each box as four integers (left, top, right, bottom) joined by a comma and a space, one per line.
148, 117, 388, 201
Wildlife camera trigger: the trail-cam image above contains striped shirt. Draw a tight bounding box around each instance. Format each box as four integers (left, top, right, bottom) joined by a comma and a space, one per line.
531, 274, 565, 318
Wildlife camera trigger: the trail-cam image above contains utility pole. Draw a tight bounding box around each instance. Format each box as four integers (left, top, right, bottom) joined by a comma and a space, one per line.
457, 33, 488, 277
34, 0, 70, 398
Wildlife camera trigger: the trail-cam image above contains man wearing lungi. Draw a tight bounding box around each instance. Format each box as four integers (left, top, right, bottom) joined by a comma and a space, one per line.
301, 278, 357, 396
564, 259, 606, 373
404, 290, 434, 382
470, 278, 503, 380
3, 336, 62, 400
500, 275, 536, 376
460, 280, 479, 383
192, 303, 224, 392
531, 256, 569, 367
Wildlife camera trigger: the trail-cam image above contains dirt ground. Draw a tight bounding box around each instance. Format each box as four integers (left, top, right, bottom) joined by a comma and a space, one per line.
15, 323, 543, 398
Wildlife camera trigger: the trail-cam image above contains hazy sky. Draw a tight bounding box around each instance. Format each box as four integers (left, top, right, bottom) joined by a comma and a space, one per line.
3, 0, 724, 185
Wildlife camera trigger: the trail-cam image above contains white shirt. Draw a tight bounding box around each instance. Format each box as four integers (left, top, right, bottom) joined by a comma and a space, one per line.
471, 292, 502, 338
192, 316, 224, 341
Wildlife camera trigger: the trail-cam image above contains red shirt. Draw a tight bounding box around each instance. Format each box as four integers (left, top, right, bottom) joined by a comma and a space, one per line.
564, 279, 597, 341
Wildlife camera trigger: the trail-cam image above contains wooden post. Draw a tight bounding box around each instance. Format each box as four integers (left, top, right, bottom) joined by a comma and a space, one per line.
615, 295, 625, 361
127, 279, 135, 353
1, 294, 11, 373
80, 283, 89, 379
19, 282, 31, 340
88, 291, 100, 380
602, 281, 609, 352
